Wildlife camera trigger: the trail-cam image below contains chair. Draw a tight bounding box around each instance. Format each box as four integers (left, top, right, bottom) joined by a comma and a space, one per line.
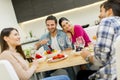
0, 60, 19, 80
114, 35, 120, 80
82, 24, 89, 28
85, 26, 98, 41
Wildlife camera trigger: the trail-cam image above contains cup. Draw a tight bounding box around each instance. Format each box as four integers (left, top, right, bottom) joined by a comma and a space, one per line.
74, 36, 85, 52
76, 36, 85, 48
74, 42, 83, 52
24, 49, 31, 58
88, 43, 94, 52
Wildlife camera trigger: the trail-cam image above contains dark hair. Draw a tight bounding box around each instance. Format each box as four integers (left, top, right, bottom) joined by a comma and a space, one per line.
100, 2, 105, 8
59, 17, 69, 27
45, 15, 57, 24
102, 0, 120, 16
0, 27, 26, 59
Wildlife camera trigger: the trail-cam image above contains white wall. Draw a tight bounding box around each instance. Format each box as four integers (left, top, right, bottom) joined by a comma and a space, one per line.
0, 0, 18, 30
0, 0, 25, 42
19, 1, 104, 42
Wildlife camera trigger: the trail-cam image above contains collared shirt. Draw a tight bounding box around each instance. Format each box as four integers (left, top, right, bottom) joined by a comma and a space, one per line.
39, 29, 72, 51
89, 16, 120, 80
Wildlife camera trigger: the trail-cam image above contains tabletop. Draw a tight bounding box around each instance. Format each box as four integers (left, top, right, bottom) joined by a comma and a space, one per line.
35, 50, 88, 73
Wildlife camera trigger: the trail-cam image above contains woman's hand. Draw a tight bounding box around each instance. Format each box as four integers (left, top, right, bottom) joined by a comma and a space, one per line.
32, 59, 39, 68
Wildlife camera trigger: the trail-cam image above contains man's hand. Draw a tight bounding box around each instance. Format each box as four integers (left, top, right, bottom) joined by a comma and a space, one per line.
35, 39, 49, 50
80, 49, 94, 63
40, 39, 49, 45
81, 49, 91, 59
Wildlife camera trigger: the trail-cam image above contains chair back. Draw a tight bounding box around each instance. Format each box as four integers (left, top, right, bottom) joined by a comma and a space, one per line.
114, 35, 120, 80
85, 26, 98, 41
0, 60, 19, 80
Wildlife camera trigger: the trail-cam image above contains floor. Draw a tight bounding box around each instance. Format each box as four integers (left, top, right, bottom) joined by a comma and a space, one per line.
30, 66, 80, 80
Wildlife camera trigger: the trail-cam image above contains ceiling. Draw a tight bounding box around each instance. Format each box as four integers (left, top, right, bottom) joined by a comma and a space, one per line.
12, 0, 103, 23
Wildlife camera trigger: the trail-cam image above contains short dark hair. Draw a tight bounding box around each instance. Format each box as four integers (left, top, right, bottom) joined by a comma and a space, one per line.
59, 17, 69, 27
102, 0, 120, 16
45, 15, 57, 24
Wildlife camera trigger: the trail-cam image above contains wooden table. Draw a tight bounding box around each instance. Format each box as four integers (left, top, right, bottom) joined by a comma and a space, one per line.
35, 50, 87, 73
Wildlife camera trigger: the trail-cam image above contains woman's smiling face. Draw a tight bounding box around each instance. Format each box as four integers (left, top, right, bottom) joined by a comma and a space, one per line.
4, 30, 21, 47
61, 20, 72, 32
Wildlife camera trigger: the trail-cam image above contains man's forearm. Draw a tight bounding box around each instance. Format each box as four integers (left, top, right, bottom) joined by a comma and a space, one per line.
35, 41, 41, 50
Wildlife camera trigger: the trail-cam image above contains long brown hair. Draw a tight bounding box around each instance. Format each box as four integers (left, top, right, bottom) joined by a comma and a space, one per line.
0, 27, 26, 59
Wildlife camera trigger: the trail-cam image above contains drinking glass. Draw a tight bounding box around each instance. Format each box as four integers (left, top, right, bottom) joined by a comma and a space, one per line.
76, 36, 85, 48
24, 49, 31, 58
88, 43, 94, 52
74, 42, 79, 51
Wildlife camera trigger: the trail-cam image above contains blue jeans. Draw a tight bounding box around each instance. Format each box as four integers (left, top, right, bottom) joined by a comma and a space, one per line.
42, 75, 70, 80
44, 67, 76, 80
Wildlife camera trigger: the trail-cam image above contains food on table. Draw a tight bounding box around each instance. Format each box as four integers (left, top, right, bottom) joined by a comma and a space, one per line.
44, 49, 58, 55
35, 53, 42, 59
52, 54, 65, 60
35, 53, 46, 62
44, 49, 61, 58
47, 54, 68, 63
46, 50, 52, 54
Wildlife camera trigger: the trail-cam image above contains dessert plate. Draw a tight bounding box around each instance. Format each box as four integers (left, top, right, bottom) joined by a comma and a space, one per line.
47, 54, 68, 63
36, 56, 46, 63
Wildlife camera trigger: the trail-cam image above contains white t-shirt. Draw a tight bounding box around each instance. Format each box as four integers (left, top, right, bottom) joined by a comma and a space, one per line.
51, 36, 61, 50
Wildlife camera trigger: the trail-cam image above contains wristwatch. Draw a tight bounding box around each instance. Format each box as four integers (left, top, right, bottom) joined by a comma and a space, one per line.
85, 54, 92, 62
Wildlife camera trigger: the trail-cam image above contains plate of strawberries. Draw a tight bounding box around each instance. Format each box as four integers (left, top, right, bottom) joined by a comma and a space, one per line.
47, 54, 68, 62
35, 53, 46, 62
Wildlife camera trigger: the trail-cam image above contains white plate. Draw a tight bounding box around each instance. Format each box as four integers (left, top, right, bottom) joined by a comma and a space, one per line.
43, 50, 61, 58
84, 47, 94, 52
71, 50, 82, 56
36, 56, 46, 63
47, 54, 68, 63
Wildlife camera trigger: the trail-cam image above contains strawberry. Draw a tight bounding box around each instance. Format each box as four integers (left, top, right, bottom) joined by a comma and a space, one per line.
35, 54, 42, 59
57, 54, 64, 58
52, 54, 65, 60
46, 50, 52, 54
53, 56, 58, 60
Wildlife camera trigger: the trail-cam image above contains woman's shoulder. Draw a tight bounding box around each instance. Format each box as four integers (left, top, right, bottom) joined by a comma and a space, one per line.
0, 50, 12, 59
74, 25, 83, 31
0, 50, 11, 55
74, 25, 82, 27
74, 25, 83, 29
